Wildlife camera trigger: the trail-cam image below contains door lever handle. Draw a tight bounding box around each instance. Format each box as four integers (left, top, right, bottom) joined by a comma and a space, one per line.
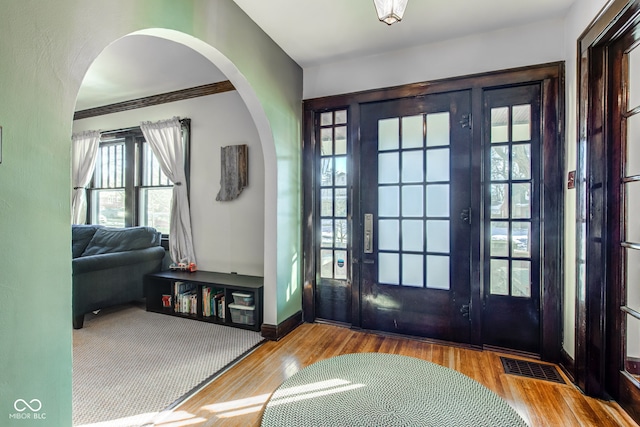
364, 213, 373, 253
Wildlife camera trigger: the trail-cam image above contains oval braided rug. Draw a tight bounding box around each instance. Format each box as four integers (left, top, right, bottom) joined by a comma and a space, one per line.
261, 353, 528, 427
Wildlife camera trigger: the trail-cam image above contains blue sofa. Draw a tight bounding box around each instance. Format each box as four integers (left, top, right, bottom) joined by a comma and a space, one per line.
72, 225, 166, 329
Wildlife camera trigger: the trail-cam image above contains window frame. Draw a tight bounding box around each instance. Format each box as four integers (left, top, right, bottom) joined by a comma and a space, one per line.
86, 119, 191, 239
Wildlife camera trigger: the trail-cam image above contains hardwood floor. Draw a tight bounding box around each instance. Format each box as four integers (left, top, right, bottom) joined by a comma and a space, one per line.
154, 323, 639, 427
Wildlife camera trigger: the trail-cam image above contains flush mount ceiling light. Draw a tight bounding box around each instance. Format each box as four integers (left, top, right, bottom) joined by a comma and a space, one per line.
373, 0, 409, 25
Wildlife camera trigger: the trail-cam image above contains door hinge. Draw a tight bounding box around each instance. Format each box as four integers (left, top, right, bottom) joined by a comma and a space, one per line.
460, 303, 470, 318
460, 207, 472, 225
459, 114, 472, 129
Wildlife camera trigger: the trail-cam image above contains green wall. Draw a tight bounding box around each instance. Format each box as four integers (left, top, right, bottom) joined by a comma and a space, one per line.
0, 1, 302, 425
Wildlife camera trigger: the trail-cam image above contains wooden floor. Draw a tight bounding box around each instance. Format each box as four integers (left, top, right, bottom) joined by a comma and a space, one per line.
154, 323, 639, 427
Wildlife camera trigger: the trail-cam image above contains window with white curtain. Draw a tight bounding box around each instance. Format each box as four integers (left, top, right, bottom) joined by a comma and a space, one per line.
86, 121, 190, 235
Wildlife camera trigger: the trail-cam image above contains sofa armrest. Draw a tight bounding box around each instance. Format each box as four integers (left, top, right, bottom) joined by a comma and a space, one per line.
72, 246, 166, 275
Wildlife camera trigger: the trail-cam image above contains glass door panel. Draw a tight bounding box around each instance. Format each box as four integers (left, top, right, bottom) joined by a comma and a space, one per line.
359, 91, 472, 342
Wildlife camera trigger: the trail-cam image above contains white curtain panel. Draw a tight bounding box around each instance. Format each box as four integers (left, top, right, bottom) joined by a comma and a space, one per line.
140, 117, 196, 264
71, 130, 101, 224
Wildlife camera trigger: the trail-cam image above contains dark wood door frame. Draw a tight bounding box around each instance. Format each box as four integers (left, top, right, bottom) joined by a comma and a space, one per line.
575, 0, 640, 400
303, 62, 564, 361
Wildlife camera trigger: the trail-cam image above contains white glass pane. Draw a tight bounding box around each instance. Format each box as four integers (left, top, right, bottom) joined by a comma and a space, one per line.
491, 107, 509, 143
321, 128, 332, 156
335, 219, 347, 248
321, 189, 333, 216
512, 260, 531, 297
321, 219, 333, 247
379, 220, 400, 251
402, 185, 424, 217
402, 151, 424, 183
320, 249, 333, 278
335, 157, 347, 186
93, 189, 125, 228
512, 144, 531, 180
627, 114, 640, 177
335, 110, 347, 125
512, 183, 531, 219
512, 222, 531, 258
491, 184, 509, 219
490, 259, 509, 295
402, 220, 423, 252
491, 221, 509, 257
426, 220, 449, 253
627, 181, 640, 242
626, 248, 640, 313
402, 115, 423, 149
426, 184, 449, 217
491, 146, 509, 181
512, 105, 531, 142
626, 314, 640, 367
379, 118, 399, 151
379, 152, 399, 184
629, 46, 640, 110
403, 254, 423, 287
379, 186, 399, 217
426, 255, 449, 290
335, 126, 347, 155
320, 112, 333, 126
335, 188, 347, 217
426, 112, 450, 147
334, 250, 347, 280
426, 148, 450, 182
321, 158, 333, 186
379, 253, 400, 285
140, 188, 172, 235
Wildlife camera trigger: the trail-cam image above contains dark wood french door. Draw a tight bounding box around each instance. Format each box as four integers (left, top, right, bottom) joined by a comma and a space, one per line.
358, 91, 472, 342
304, 63, 562, 359
607, 26, 640, 420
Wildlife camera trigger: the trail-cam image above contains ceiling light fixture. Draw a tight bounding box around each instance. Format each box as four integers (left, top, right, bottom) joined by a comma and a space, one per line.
373, 0, 408, 25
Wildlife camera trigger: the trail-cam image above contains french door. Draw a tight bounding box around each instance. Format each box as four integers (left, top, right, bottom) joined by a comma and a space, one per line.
358, 91, 472, 342
304, 63, 562, 358
607, 26, 640, 420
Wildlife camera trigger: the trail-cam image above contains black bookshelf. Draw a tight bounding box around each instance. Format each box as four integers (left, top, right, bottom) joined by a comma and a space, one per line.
144, 270, 264, 332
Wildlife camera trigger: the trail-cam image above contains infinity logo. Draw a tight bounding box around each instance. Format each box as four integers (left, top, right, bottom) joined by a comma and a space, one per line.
14, 399, 42, 412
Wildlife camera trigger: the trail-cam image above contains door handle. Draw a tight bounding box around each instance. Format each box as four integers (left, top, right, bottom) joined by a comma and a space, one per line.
364, 213, 373, 253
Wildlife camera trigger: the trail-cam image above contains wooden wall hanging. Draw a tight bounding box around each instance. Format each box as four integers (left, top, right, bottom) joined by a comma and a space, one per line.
216, 144, 248, 201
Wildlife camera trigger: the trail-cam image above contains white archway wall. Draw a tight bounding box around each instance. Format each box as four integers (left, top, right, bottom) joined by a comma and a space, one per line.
0, 2, 301, 424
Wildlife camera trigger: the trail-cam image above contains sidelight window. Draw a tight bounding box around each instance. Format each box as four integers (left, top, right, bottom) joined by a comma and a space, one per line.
488, 104, 534, 298
319, 110, 348, 280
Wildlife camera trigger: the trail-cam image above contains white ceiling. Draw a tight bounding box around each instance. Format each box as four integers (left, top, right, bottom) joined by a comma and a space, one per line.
232, 0, 577, 68
75, 0, 576, 111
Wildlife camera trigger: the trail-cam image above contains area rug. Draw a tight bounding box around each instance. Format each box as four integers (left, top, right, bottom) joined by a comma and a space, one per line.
261, 353, 528, 427
73, 303, 263, 427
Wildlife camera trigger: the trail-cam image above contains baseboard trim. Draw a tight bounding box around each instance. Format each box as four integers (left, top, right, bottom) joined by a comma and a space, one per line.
559, 348, 576, 383
261, 311, 303, 341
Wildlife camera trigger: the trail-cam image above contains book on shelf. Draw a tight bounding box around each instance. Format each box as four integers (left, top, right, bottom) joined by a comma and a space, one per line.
202, 286, 224, 318
173, 281, 197, 315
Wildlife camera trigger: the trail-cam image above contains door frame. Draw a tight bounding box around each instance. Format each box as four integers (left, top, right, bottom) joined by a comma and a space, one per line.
303, 62, 564, 361
576, 0, 640, 412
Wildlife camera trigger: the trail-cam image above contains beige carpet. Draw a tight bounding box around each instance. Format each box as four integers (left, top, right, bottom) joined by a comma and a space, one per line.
73, 302, 263, 427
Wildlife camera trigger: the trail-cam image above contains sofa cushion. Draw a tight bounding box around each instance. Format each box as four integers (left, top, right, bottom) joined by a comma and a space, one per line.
82, 226, 161, 256
72, 225, 102, 258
